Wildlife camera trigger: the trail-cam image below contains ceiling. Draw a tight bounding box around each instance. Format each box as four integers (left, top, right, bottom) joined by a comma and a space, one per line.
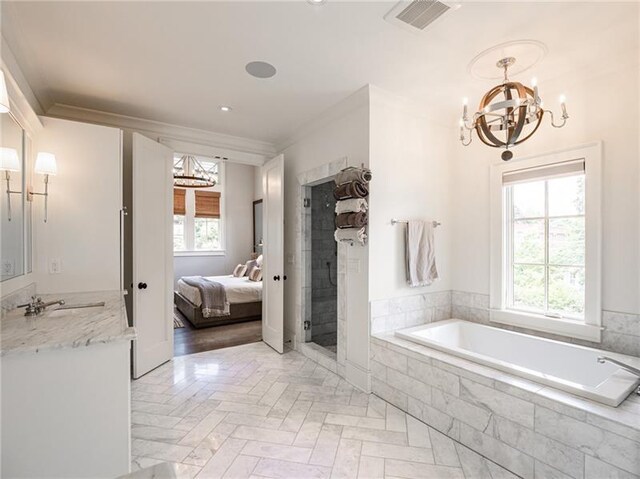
2, 1, 638, 146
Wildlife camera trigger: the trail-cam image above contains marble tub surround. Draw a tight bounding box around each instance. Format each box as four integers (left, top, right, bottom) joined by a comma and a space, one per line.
0, 282, 37, 318
370, 332, 640, 479
1, 290, 135, 355
370, 291, 451, 334
451, 290, 640, 357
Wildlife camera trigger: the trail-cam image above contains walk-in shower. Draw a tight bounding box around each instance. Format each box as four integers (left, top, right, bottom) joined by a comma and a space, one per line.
309, 181, 337, 354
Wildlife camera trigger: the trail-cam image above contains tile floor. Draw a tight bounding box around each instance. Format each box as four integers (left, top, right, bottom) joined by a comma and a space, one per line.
131, 342, 517, 478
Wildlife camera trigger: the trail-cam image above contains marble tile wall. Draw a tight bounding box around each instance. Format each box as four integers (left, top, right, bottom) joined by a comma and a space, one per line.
371, 289, 639, 358
370, 291, 451, 334
451, 291, 640, 358
1, 283, 36, 318
370, 334, 640, 479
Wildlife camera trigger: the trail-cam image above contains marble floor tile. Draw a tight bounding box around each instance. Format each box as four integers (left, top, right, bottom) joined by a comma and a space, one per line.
330, 438, 362, 478
309, 424, 342, 467
384, 458, 466, 479
130, 342, 516, 479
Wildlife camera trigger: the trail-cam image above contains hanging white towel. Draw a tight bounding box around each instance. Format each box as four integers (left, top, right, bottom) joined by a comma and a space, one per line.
405, 220, 438, 287
335, 198, 368, 215
335, 227, 367, 245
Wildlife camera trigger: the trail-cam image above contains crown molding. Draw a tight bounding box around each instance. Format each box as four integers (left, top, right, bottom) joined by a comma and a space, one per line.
2, 5, 54, 113
275, 85, 371, 152
1, 36, 43, 134
46, 103, 277, 162
158, 137, 265, 167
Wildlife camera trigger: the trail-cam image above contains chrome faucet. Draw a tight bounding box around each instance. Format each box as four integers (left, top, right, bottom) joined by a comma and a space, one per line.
18, 296, 66, 317
598, 356, 640, 396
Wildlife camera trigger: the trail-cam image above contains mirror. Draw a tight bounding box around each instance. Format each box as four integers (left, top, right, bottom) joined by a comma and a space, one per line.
253, 199, 263, 255
1, 113, 28, 282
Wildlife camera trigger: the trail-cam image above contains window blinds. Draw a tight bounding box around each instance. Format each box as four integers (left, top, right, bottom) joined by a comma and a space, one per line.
173, 189, 186, 215
502, 159, 585, 186
195, 191, 221, 218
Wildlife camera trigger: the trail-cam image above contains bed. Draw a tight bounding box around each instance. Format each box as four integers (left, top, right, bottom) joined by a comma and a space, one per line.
174, 275, 262, 328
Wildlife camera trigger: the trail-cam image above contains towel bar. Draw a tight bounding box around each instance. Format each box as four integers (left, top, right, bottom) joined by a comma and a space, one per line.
391, 219, 441, 227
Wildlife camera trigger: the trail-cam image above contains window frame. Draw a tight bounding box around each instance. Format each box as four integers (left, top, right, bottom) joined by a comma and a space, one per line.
173, 158, 226, 257
489, 143, 602, 342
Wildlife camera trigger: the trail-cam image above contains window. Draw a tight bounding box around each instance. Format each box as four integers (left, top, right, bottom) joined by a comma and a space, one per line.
173, 156, 224, 255
490, 144, 602, 342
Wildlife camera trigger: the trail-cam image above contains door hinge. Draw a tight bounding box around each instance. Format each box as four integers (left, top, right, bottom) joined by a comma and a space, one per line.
303, 198, 311, 208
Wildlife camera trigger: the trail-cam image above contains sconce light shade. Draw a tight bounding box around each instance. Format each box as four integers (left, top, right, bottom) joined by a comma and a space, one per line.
0, 70, 10, 114
35, 152, 57, 176
0, 147, 20, 171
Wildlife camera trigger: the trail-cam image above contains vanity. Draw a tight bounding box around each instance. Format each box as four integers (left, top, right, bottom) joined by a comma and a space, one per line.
0, 65, 133, 477
1, 291, 135, 478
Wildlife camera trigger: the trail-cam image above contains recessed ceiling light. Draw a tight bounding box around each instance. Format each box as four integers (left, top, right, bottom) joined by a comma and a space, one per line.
307, 0, 326, 4
245, 61, 277, 79
219, 105, 232, 112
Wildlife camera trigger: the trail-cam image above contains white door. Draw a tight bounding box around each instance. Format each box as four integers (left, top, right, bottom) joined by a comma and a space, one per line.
132, 133, 174, 378
262, 155, 285, 353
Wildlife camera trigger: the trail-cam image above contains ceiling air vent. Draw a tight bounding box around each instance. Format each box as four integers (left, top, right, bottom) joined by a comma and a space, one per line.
384, 0, 458, 34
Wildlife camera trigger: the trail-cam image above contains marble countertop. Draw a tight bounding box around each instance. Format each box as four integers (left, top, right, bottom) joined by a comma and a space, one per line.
1, 290, 136, 356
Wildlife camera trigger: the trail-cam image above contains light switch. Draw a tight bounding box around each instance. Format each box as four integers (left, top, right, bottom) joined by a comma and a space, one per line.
49, 258, 61, 274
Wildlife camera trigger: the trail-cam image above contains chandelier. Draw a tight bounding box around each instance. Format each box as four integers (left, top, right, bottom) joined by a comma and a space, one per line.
173, 155, 217, 188
459, 57, 569, 161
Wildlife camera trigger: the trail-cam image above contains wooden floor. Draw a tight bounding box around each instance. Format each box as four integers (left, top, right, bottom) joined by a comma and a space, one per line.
173, 308, 262, 357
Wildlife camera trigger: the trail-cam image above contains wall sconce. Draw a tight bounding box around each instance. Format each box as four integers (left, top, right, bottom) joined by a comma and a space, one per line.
0, 147, 21, 221
29, 152, 57, 223
0, 70, 10, 114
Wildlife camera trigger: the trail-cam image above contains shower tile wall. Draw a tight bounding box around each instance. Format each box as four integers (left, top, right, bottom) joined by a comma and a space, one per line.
311, 181, 337, 349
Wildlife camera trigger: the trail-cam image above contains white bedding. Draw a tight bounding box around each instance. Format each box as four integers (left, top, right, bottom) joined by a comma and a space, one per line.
177, 275, 262, 307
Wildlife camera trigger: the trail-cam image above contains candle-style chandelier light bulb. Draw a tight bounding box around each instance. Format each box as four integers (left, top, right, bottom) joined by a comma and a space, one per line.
458, 57, 569, 161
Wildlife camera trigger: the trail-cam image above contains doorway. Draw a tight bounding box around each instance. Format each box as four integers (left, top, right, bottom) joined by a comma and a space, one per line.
129, 139, 285, 377
297, 157, 348, 372
171, 154, 263, 356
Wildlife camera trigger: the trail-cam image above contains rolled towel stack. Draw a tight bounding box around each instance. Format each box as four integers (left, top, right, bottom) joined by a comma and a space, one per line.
333, 166, 371, 246
333, 180, 368, 200
334, 167, 372, 185
335, 198, 368, 214
334, 227, 367, 244
336, 212, 368, 229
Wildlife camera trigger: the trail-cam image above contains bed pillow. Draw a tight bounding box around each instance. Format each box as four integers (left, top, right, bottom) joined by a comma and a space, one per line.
245, 259, 259, 277
248, 267, 262, 282
256, 254, 264, 267
232, 264, 247, 277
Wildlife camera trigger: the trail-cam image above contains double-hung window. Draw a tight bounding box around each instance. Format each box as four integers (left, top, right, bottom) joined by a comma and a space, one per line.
173, 156, 224, 255
490, 144, 602, 341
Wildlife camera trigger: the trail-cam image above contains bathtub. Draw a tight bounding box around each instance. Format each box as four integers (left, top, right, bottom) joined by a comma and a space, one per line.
395, 319, 640, 407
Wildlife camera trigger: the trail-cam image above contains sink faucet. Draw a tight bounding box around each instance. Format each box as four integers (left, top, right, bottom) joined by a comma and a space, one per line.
17, 296, 66, 317
598, 356, 640, 396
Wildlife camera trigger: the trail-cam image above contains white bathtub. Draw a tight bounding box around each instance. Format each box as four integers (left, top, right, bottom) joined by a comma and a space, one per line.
395, 319, 640, 407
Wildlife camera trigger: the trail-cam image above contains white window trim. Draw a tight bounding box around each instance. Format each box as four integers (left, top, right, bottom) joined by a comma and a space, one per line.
173, 250, 226, 258
173, 159, 226, 255
489, 142, 603, 342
